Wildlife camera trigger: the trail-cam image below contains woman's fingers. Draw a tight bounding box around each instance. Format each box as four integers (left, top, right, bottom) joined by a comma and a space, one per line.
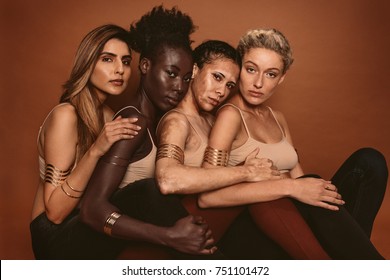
317, 201, 340, 211
104, 118, 142, 140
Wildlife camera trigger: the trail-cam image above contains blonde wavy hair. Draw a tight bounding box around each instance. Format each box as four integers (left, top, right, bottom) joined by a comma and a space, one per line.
237, 28, 294, 73
60, 24, 131, 161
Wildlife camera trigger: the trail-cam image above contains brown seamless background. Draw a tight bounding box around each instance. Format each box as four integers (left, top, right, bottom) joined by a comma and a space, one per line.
1, 0, 389, 259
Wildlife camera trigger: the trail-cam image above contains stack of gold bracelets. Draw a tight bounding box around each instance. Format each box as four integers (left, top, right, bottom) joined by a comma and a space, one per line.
44, 163, 83, 199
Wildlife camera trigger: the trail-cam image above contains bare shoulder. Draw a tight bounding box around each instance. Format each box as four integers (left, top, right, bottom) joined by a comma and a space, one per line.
114, 106, 144, 119
45, 103, 78, 129
103, 105, 115, 121
42, 104, 78, 156
161, 110, 190, 128
269, 108, 288, 125
215, 104, 242, 124
157, 110, 190, 138
114, 106, 147, 126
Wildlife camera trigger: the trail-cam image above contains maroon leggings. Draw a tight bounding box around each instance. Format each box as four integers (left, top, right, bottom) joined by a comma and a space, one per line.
182, 195, 330, 260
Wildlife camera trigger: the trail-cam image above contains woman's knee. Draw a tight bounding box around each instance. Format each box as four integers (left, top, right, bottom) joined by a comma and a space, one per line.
352, 147, 388, 179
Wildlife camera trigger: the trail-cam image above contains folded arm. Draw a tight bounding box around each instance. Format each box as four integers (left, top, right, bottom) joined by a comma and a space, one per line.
155, 111, 264, 195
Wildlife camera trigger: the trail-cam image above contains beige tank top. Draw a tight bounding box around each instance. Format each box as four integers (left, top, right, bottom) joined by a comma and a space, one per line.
112, 106, 157, 188
223, 104, 298, 172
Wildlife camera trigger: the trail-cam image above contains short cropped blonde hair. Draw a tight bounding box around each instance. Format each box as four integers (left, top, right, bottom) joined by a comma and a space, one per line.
237, 28, 294, 73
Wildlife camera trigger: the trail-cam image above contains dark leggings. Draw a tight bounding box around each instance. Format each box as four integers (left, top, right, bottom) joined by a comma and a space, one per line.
221, 147, 387, 259
181, 195, 329, 259
30, 210, 126, 259
30, 179, 187, 260
293, 148, 387, 259
31, 148, 387, 259
113, 179, 328, 259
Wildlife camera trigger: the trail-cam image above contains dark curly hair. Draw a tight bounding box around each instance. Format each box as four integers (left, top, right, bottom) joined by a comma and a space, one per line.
193, 40, 241, 69
129, 5, 196, 63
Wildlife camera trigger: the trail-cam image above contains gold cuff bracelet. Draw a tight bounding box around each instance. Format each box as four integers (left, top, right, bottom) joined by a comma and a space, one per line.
103, 211, 122, 236
156, 143, 184, 164
203, 146, 229, 167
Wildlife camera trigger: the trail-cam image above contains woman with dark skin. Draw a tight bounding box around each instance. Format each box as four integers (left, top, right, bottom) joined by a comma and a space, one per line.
79, 5, 217, 257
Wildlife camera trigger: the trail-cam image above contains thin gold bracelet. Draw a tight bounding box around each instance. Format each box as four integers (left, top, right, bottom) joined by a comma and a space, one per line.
60, 183, 82, 199
65, 180, 84, 193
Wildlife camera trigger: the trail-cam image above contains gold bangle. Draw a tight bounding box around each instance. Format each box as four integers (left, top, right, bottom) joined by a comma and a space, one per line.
65, 180, 83, 193
203, 146, 229, 167
101, 154, 129, 167
60, 183, 82, 199
156, 143, 184, 164
103, 211, 122, 236
44, 163, 71, 188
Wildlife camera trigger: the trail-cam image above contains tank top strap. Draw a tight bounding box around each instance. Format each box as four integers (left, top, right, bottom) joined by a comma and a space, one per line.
113, 105, 140, 119
266, 106, 285, 137
37, 103, 70, 146
114, 105, 155, 146
219, 103, 252, 138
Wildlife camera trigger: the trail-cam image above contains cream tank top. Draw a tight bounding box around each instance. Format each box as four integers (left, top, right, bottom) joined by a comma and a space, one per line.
112, 106, 157, 188
223, 104, 298, 173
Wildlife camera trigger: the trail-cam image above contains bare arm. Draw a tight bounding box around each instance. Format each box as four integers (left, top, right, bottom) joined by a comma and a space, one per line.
80, 107, 151, 236
42, 104, 139, 224
155, 111, 267, 195
80, 108, 215, 254
198, 106, 344, 211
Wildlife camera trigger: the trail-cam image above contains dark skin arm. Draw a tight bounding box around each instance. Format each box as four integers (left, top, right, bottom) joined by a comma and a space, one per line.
80, 107, 215, 255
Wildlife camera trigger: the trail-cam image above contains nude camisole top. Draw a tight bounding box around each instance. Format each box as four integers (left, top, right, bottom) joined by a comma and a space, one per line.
223, 104, 298, 173
113, 106, 157, 188
182, 114, 208, 168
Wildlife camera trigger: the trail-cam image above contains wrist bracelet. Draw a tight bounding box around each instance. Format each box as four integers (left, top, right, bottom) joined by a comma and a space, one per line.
103, 211, 122, 236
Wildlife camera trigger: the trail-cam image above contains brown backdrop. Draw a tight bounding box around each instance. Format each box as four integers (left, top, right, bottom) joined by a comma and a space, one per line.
1, 0, 389, 259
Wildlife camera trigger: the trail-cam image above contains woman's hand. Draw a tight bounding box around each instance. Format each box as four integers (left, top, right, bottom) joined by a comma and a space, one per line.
91, 116, 141, 157
164, 215, 217, 255
290, 177, 345, 210
243, 148, 281, 182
